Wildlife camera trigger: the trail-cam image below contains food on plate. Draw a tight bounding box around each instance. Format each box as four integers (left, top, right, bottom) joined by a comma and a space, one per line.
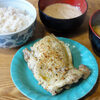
93, 25, 100, 36
43, 3, 82, 19
0, 7, 33, 34
23, 34, 90, 95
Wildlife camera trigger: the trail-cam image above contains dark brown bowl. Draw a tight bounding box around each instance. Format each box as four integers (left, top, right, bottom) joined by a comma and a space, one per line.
38, 0, 88, 34
89, 10, 100, 56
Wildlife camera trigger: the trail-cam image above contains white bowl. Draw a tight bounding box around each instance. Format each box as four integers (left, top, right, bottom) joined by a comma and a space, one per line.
0, 0, 37, 48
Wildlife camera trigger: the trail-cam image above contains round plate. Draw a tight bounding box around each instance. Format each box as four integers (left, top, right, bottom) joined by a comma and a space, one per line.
11, 37, 98, 100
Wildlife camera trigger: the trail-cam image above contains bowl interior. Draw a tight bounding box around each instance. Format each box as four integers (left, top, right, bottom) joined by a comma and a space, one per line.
0, 0, 36, 35
89, 10, 100, 38
91, 10, 100, 26
39, 0, 87, 14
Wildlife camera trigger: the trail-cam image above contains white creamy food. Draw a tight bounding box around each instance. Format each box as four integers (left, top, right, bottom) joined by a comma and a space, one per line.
0, 7, 33, 34
43, 3, 82, 19
23, 34, 90, 95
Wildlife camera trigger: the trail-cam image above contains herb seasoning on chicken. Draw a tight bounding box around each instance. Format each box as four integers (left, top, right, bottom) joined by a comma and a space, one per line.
23, 34, 90, 95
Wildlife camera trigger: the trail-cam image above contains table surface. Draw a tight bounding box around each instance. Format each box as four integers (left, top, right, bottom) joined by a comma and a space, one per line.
0, 0, 100, 100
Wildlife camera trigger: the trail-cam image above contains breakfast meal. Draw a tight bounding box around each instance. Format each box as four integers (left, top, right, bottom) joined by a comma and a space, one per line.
0, 0, 99, 99
0, 7, 33, 34
93, 25, 100, 36
23, 34, 90, 95
43, 3, 82, 19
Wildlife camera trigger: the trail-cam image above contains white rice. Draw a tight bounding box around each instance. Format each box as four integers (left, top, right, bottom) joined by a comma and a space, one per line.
0, 7, 33, 34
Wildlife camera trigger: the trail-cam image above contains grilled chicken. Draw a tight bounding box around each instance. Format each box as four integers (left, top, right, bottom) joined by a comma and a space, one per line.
23, 34, 90, 95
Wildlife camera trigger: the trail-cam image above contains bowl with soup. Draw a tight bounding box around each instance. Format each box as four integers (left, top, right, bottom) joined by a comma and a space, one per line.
38, 0, 88, 34
0, 0, 37, 48
89, 10, 100, 56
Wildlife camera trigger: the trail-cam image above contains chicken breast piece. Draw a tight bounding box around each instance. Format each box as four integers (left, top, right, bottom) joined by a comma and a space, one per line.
23, 34, 90, 95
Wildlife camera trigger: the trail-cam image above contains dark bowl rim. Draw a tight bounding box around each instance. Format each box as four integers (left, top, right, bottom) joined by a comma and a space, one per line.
38, 0, 88, 21
89, 9, 100, 39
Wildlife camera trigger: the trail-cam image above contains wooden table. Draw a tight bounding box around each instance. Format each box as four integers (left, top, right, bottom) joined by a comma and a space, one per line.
0, 0, 100, 99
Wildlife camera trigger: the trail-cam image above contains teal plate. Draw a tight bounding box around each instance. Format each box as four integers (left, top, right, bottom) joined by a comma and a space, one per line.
11, 37, 98, 100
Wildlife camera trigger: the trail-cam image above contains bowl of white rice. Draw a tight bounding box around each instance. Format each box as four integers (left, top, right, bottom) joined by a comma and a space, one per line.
0, 0, 36, 48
